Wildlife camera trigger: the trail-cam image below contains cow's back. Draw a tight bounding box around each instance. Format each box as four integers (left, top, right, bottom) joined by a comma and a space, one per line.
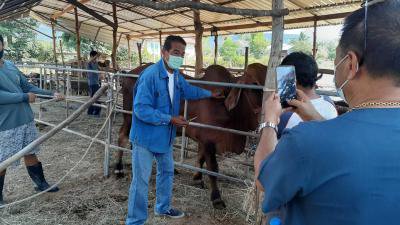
182, 65, 247, 154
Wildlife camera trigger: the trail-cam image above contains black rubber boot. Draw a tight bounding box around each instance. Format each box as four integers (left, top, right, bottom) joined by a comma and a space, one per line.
26, 162, 59, 192
0, 175, 4, 205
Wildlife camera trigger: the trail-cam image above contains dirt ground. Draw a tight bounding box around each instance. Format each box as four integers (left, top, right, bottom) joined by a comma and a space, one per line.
0, 101, 257, 225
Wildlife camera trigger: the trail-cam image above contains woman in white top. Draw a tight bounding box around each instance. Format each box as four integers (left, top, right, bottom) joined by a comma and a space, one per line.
277, 52, 338, 136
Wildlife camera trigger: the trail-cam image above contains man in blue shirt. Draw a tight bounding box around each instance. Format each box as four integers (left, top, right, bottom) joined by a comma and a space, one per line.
126, 35, 222, 225
87, 50, 101, 116
255, 1, 400, 225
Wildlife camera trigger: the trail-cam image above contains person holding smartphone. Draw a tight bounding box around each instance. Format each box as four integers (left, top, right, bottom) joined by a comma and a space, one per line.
276, 52, 338, 137
255, 1, 400, 224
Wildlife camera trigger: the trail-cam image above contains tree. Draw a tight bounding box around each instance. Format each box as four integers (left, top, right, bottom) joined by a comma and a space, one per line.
60, 32, 112, 59
248, 33, 269, 59
289, 32, 312, 55
26, 40, 53, 62
219, 36, 240, 67
0, 18, 38, 61
325, 40, 337, 61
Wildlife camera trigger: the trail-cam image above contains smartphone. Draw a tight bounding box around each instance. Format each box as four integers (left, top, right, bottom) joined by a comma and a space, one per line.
276, 66, 297, 108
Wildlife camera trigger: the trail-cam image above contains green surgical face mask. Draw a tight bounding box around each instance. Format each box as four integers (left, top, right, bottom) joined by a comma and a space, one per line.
167, 55, 184, 70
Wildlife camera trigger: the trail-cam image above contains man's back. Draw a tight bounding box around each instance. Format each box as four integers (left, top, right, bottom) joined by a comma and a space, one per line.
259, 108, 400, 225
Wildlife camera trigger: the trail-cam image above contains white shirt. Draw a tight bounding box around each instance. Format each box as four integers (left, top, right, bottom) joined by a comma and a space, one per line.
285, 96, 338, 129
167, 71, 174, 103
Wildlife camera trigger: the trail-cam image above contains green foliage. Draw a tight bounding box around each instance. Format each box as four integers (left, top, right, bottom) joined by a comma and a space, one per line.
116, 46, 140, 68
26, 40, 53, 62
248, 33, 269, 59
60, 32, 112, 58
0, 18, 38, 61
289, 32, 313, 55
219, 37, 244, 67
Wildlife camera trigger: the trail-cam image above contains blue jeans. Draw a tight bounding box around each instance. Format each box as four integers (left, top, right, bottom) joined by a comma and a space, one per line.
125, 144, 174, 225
87, 84, 101, 115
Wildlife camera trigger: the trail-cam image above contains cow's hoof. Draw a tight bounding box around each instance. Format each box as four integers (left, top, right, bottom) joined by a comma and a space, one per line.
174, 169, 180, 175
192, 179, 205, 189
212, 198, 226, 209
114, 163, 124, 179
193, 172, 202, 181
114, 170, 125, 179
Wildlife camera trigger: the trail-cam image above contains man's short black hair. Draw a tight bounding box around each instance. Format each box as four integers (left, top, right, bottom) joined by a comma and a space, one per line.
163, 35, 186, 51
90, 50, 98, 57
281, 52, 319, 89
0, 35, 3, 45
338, 0, 400, 84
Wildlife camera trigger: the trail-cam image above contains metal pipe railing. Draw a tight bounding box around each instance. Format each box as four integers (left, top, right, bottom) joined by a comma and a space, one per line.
180, 100, 188, 163
189, 122, 259, 138
19, 64, 338, 96
16, 64, 340, 182
0, 85, 109, 172
34, 119, 130, 153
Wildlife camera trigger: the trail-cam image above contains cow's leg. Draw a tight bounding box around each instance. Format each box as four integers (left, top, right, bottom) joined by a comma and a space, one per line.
204, 143, 226, 209
115, 125, 129, 178
193, 144, 206, 188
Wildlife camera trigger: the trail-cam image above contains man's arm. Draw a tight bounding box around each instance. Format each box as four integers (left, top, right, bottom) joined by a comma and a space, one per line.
0, 90, 28, 105
133, 74, 172, 126
254, 93, 281, 191
179, 75, 212, 100
288, 89, 324, 121
256, 129, 309, 213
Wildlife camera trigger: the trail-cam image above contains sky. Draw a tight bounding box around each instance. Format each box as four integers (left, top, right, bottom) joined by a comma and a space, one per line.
284, 25, 342, 42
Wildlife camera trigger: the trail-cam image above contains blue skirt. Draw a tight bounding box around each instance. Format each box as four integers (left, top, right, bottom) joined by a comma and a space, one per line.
0, 121, 40, 168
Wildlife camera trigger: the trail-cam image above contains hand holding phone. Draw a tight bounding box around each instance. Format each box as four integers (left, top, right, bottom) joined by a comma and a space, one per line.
276, 66, 297, 108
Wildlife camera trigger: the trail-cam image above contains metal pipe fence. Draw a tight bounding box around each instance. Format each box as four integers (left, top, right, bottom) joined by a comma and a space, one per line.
17, 64, 340, 182
0, 85, 109, 172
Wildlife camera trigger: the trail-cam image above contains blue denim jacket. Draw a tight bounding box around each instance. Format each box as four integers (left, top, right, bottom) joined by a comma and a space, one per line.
129, 59, 212, 153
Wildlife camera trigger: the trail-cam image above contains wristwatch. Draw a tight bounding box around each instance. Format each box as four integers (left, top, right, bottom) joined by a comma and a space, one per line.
257, 121, 278, 134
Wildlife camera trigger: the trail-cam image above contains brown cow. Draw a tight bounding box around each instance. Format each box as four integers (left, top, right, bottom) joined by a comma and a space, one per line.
116, 63, 268, 209
184, 63, 267, 209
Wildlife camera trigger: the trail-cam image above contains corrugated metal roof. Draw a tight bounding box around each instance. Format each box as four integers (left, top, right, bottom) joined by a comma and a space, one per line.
0, 0, 363, 46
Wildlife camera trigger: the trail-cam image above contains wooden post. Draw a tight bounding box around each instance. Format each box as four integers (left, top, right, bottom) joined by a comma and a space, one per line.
127, 35, 132, 69
193, 0, 203, 78
74, 6, 82, 96
257, 0, 284, 222
51, 21, 59, 92
137, 42, 143, 65
244, 46, 249, 69
111, 2, 118, 70
59, 40, 67, 95
74, 7, 81, 62
159, 31, 162, 57
214, 34, 218, 65
312, 19, 317, 58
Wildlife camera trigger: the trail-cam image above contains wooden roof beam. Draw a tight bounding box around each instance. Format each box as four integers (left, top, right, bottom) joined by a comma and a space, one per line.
129, 12, 351, 38
107, 0, 289, 17
110, 2, 187, 32
66, 0, 116, 29
40, 3, 144, 35
51, 0, 90, 20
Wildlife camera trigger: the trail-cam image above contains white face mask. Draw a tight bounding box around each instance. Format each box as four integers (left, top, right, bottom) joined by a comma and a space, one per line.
334, 55, 358, 103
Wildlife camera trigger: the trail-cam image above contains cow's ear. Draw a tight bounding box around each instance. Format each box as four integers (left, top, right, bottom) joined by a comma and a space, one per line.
225, 88, 242, 111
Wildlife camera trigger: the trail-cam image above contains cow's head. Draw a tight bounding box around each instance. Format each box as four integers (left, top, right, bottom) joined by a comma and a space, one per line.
224, 63, 267, 130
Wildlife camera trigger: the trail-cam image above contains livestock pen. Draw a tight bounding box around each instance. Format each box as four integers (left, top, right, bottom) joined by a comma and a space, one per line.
0, 0, 360, 224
